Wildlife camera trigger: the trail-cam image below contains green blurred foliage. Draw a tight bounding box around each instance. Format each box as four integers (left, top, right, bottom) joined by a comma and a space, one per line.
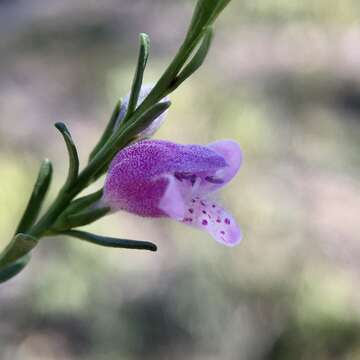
1, 0, 360, 359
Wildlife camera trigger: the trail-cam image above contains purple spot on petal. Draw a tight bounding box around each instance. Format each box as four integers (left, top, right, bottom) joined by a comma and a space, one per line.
225, 218, 231, 225
202, 219, 208, 226
188, 208, 194, 214
200, 201, 206, 206
192, 199, 196, 203
220, 231, 225, 235
216, 218, 221, 223
212, 204, 216, 208
202, 210, 207, 214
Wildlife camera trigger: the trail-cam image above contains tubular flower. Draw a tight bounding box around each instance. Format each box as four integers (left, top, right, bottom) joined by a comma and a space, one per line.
103, 139, 242, 246
116, 84, 169, 138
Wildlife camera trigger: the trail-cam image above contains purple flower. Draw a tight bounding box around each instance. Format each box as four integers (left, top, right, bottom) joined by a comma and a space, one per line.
116, 84, 169, 138
103, 139, 242, 246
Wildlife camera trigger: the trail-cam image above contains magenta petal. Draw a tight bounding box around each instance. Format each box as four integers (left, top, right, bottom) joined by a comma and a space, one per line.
181, 197, 242, 246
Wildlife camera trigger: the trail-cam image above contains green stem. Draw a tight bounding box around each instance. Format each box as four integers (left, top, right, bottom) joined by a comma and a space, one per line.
28, 189, 74, 238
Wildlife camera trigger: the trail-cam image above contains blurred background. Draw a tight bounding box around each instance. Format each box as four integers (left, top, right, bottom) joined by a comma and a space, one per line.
1, 0, 360, 359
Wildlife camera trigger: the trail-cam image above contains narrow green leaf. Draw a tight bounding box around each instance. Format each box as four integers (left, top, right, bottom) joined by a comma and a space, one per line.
169, 28, 213, 92
187, 0, 231, 42
53, 207, 110, 231
124, 100, 171, 140
123, 33, 150, 123
89, 99, 122, 161
55, 122, 79, 188
0, 255, 30, 284
0, 233, 38, 268
187, 0, 215, 40
208, 0, 232, 26
63, 230, 157, 252
65, 189, 103, 215
16, 159, 53, 233
67, 207, 110, 227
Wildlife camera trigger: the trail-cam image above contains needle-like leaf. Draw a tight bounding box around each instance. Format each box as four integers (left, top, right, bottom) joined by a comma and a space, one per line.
0, 255, 30, 284
123, 33, 150, 123
63, 230, 157, 252
89, 99, 122, 161
169, 28, 213, 92
65, 189, 103, 215
55, 122, 79, 188
16, 159, 53, 233
53, 206, 110, 231
123, 100, 171, 141
0, 233, 38, 268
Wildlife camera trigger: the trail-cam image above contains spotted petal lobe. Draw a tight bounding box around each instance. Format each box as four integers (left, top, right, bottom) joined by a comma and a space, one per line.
179, 197, 241, 246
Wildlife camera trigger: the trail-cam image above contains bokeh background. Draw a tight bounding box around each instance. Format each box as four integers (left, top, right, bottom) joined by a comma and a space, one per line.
1, 0, 360, 359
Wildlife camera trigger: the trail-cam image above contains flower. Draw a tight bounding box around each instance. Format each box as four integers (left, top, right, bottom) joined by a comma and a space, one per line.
103, 139, 242, 246
116, 84, 169, 138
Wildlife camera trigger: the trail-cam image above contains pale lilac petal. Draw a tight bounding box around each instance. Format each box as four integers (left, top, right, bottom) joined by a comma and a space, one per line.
180, 197, 242, 246
116, 84, 169, 137
158, 175, 186, 220
202, 140, 242, 192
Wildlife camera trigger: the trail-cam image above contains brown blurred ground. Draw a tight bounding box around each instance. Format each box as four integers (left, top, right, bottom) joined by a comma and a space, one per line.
1, 1, 360, 359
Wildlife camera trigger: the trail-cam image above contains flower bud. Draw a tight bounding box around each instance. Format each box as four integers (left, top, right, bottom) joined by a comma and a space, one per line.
116, 84, 169, 138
